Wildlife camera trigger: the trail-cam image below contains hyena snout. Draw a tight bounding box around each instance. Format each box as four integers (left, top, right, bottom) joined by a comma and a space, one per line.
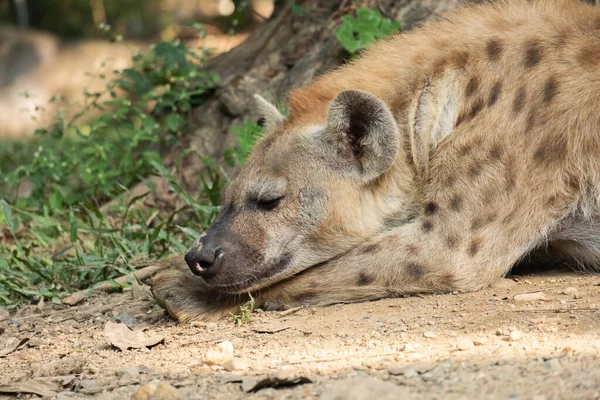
184, 239, 224, 278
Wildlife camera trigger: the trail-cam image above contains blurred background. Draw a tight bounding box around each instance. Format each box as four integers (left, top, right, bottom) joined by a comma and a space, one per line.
0, 0, 282, 306
0, 0, 274, 138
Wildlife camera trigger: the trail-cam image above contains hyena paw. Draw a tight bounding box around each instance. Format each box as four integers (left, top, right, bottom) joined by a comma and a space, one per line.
151, 260, 243, 323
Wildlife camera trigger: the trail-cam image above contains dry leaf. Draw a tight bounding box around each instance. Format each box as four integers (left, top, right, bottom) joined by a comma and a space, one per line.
103, 321, 163, 351
0, 336, 30, 357
0, 379, 60, 397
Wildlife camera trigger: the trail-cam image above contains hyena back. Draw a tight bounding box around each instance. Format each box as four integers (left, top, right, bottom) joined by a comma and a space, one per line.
152, 0, 600, 322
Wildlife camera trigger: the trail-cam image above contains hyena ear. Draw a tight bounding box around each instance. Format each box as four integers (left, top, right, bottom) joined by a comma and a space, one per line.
325, 90, 399, 181
408, 73, 462, 177
253, 94, 285, 131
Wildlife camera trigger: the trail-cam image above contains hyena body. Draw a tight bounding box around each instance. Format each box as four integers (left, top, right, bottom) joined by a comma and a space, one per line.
152, 0, 600, 321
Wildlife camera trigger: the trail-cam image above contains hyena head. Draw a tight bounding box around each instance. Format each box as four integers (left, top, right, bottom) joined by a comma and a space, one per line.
185, 89, 418, 293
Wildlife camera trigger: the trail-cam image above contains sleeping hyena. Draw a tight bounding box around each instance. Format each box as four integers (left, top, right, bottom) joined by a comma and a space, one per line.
152, 0, 600, 322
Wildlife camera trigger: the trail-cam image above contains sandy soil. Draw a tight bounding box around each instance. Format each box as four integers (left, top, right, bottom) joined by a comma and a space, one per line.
2, 269, 600, 400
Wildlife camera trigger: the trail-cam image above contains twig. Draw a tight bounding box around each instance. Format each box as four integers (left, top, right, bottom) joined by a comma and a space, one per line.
278, 306, 303, 316
61, 265, 162, 306
288, 352, 398, 365
510, 307, 599, 313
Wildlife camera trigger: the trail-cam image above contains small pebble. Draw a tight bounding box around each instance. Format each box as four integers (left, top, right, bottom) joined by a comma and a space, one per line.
509, 330, 523, 342
224, 358, 249, 372
473, 337, 488, 346
403, 368, 418, 378
204, 341, 234, 366
131, 382, 181, 400
456, 337, 474, 351
423, 331, 437, 339
562, 287, 578, 295
190, 364, 211, 374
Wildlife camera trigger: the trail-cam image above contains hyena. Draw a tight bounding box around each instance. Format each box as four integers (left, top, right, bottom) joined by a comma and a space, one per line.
152, 0, 600, 322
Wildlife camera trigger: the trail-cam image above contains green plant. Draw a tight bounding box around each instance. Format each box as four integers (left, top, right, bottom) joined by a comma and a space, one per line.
335, 8, 401, 54
228, 293, 256, 326
224, 121, 264, 167
289, 3, 307, 17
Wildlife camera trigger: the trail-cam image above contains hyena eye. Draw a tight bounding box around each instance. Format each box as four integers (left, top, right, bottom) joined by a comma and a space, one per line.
256, 196, 284, 211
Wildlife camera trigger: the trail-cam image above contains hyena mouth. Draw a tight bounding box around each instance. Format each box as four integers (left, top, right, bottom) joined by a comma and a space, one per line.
209, 252, 294, 293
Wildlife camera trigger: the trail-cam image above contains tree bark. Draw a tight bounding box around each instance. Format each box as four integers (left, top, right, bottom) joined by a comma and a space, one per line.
134, 0, 463, 209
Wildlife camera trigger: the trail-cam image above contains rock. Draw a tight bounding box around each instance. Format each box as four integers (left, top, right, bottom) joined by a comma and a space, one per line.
509, 330, 523, 342
387, 366, 403, 376
116, 367, 140, 378
423, 331, 437, 339
388, 362, 435, 377
224, 358, 249, 372
190, 364, 212, 374
496, 328, 516, 336
562, 287, 578, 295
204, 341, 234, 366
78, 380, 99, 390
131, 382, 181, 400
513, 292, 547, 302
456, 337, 474, 351
204, 322, 218, 330
473, 337, 488, 346
403, 368, 418, 378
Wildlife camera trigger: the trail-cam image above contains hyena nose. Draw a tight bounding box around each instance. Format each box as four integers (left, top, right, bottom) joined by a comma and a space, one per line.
184, 244, 224, 278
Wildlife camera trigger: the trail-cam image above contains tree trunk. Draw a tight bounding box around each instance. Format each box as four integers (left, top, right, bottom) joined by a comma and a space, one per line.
134, 0, 463, 209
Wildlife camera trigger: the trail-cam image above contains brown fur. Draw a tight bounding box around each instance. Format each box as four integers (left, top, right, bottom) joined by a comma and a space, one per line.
152, 0, 600, 322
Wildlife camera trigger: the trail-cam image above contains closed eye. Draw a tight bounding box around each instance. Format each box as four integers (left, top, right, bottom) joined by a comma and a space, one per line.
256, 196, 284, 211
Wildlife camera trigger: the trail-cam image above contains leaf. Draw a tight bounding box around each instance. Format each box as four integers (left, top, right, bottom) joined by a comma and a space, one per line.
0, 336, 30, 357
176, 225, 200, 240
289, 3, 306, 16
0, 199, 17, 233
69, 207, 77, 244
103, 321, 164, 351
166, 113, 184, 133
335, 8, 401, 54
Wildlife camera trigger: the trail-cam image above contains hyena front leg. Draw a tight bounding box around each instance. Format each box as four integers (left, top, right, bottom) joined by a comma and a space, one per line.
254, 203, 574, 309
151, 259, 249, 322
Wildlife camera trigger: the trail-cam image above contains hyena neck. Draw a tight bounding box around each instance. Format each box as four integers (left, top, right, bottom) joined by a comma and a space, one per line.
367, 157, 421, 232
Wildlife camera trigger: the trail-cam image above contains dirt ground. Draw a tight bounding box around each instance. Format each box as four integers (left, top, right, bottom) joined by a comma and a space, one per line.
2, 269, 600, 400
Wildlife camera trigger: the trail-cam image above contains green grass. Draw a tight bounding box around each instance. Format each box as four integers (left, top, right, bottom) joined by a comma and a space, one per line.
0, 24, 263, 308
